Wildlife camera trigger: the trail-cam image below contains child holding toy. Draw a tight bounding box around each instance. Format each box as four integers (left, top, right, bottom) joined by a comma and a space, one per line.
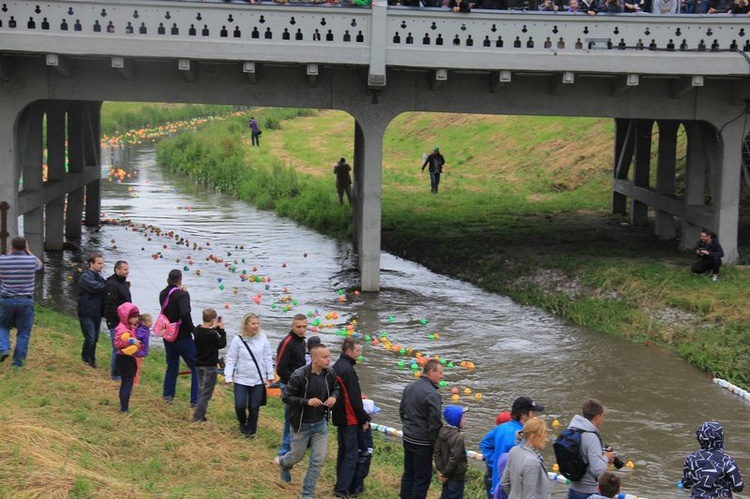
114, 302, 142, 413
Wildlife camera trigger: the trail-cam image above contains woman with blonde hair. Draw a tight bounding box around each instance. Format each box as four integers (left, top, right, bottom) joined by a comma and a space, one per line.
224, 313, 275, 437
500, 417, 551, 499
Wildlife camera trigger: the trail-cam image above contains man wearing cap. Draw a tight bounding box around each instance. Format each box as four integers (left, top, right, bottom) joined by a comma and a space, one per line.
0, 236, 43, 367
333, 157, 353, 205
482, 396, 545, 496
421, 147, 446, 194
399, 358, 444, 499
566, 399, 616, 499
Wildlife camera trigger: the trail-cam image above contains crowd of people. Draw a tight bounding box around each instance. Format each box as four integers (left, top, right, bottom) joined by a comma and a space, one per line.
0, 237, 743, 498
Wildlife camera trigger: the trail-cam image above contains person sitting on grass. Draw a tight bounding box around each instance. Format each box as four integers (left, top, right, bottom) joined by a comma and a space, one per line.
691, 229, 724, 282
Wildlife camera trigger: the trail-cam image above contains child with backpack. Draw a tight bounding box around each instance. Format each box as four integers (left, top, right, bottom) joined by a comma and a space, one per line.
682, 421, 744, 498
589, 471, 621, 498
434, 405, 469, 499
113, 302, 142, 413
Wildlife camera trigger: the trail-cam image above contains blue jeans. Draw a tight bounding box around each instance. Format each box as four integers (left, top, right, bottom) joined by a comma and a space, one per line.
233, 383, 265, 434
280, 419, 328, 498
277, 382, 292, 456
441, 479, 465, 499
568, 490, 593, 499
162, 337, 198, 405
193, 366, 218, 422
335, 425, 360, 495
0, 297, 35, 367
401, 441, 434, 499
429, 171, 441, 193
79, 315, 101, 366
108, 327, 119, 379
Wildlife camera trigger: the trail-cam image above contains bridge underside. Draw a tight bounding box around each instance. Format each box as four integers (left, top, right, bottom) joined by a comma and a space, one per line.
0, 54, 746, 290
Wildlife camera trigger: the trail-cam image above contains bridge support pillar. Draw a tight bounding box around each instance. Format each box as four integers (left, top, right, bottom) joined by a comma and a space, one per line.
65, 101, 102, 238
631, 119, 653, 226
45, 102, 67, 251
712, 120, 743, 263
680, 122, 713, 251
352, 117, 386, 292
612, 118, 634, 215
655, 120, 679, 240
18, 102, 45, 257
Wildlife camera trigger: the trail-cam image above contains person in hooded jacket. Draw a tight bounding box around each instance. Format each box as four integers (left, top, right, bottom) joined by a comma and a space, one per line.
682, 421, 744, 499
113, 302, 142, 413
434, 405, 469, 499
104, 260, 131, 380
566, 399, 616, 499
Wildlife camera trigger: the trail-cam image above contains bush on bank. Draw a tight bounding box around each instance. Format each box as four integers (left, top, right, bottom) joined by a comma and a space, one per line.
156, 109, 749, 389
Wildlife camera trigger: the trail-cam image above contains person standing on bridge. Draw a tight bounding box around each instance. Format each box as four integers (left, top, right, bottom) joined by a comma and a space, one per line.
334, 157, 353, 205
0, 236, 43, 367
422, 147, 446, 194
248, 116, 262, 147
78, 252, 107, 369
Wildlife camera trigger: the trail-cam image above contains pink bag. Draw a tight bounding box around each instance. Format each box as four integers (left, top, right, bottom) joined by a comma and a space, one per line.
153, 288, 182, 342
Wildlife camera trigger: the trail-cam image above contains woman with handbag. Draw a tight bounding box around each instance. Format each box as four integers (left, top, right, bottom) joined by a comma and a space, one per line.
225, 312, 275, 438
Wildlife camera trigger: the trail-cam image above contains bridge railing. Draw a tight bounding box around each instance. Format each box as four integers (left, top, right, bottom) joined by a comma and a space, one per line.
1, 0, 749, 84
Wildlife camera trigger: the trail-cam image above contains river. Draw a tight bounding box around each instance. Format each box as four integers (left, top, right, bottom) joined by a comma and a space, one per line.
37, 144, 749, 498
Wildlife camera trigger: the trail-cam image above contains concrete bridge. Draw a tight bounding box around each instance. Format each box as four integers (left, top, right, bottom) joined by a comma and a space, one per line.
1, 0, 749, 290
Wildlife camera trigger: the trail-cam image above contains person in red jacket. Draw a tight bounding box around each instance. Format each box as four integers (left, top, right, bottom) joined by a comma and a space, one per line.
332, 338, 370, 498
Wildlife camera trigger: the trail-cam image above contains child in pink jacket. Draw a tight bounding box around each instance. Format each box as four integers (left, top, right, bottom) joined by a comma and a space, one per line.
114, 302, 142, 413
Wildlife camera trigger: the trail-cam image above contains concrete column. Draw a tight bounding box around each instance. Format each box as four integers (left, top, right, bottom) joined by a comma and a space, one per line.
680, 121, 713, 250
83, 102, 102, 227
45, 101, 67, 250
612, 118, 634, 215
352, 118, 386, 292
66, 102, 85, 239
655, 120, 679, 240
712, 119, 743, 263
0, 106, 20, 251
612, 118, 635, 215
18, 102, 45, 256
631, 119, 653, 226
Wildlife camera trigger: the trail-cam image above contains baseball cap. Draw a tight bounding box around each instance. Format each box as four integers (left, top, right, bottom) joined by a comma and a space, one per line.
511, 396, 545, 414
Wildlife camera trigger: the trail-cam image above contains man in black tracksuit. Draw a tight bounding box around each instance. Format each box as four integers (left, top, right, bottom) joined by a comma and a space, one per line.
279, 344, 340, 498
332, 338, 371, 498
104, 260, 131, 380
691, 229, 724, 281
275, 313, 308, 460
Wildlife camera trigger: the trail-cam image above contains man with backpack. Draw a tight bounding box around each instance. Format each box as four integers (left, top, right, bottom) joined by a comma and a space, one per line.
554, 399, 616, 499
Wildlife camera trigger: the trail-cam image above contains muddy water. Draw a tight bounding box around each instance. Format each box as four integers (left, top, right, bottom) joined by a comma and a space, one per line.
37, 145, 749, 498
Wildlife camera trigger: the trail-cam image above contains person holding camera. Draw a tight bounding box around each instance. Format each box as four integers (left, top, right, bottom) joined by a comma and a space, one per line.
565, 399, 617, 499
192, 308, 226, 423
691, 229, 724, 282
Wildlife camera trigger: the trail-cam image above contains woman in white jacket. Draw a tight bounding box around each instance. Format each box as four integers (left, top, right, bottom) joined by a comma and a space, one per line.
224, 313, 275, 437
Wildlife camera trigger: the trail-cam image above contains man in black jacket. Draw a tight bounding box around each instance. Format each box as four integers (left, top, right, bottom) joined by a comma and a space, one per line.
279, 343, 339, 498
421, 147, 446, 194
159, 269, 198, 406
104, 260, 131, 380
77, 252, 106, 368
691, 229, 724, 282
332, 338, 370, 498
399, 358, 444, 499
275, 314, 309, 461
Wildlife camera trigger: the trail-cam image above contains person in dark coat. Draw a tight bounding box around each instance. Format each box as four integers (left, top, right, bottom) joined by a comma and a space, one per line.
275, 313, 308, 461
691, 230, 724, 281
158, 269, 198, 406
333, 158, 353, 205
421, 147, 446, 194
682, 421, 744, 498
332, 338, 371, 498
435, 405, 469, 499
104, 260, 131, 380
78, 252, 106, 368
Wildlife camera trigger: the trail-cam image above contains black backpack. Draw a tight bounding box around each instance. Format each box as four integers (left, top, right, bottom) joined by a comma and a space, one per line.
553, 428, 599, 481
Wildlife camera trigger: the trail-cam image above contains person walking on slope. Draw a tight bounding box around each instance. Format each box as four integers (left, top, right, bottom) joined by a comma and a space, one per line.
421, 147, 446, 194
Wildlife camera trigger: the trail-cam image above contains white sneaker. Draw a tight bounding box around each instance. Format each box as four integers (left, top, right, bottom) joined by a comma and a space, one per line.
273, 455, 281, 465
712, 274, 719, 282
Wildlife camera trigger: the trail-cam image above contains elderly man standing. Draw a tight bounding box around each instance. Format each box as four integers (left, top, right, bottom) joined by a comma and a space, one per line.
0, 236, 43, 367
399, 358, 444, 499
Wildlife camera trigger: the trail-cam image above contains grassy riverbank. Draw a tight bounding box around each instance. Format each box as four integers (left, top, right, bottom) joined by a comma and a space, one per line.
155, 109, 750, 388
0, 307, 483, 498
100, 102, 236, 137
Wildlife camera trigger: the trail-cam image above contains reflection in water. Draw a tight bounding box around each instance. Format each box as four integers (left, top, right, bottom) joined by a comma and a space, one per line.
37, 145, 749, 498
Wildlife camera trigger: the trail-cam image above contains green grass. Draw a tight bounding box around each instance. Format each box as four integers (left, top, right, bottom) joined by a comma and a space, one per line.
155, 109, 750, 389
1, 306, 489, 497
100, 102, 237, 136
